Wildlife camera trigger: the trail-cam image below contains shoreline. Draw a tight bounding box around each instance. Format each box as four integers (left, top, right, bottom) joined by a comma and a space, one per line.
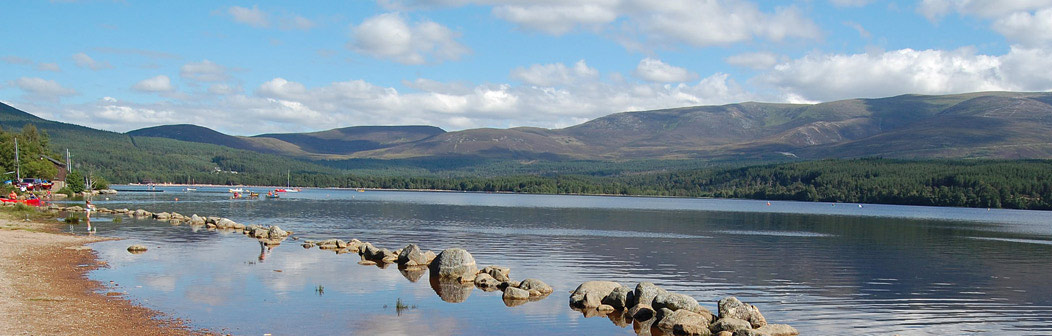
0, 216, 200, 335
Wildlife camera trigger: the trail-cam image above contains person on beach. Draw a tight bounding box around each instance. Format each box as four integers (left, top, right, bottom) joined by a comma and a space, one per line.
7, 190, 16, 200
85, 199, 96, 232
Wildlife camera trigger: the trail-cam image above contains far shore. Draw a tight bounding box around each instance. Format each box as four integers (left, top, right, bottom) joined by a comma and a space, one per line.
0, 212, 201, 335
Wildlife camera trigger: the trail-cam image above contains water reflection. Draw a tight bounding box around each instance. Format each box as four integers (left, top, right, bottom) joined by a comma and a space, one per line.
83, 187, 1052, 335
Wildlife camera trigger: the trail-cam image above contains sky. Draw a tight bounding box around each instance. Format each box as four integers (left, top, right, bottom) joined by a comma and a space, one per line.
3, 0, 1052, 135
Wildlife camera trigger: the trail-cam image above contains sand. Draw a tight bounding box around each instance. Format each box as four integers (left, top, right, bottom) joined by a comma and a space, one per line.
0, 217, 198, 335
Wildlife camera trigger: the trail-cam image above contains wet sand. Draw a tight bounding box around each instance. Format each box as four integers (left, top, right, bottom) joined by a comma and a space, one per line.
0, 217, 198, 335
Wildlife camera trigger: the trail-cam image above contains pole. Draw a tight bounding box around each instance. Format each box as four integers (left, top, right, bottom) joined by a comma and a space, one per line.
14, 138, 19, 181
66, 148, 71, 173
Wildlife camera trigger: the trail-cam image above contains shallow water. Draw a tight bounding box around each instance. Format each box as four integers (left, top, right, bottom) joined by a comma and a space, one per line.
76, 186, 1052, 335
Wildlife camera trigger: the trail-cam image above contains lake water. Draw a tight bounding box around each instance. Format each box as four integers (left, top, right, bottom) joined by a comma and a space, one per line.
74, 186, 1052, 335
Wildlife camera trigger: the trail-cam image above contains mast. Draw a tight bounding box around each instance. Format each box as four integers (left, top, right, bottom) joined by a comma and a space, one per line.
287, 170, 290, 188
14, 138, 19, 181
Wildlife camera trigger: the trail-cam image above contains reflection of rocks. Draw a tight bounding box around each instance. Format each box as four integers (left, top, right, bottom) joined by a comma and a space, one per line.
502, 296, 528, 307
399, 265, 427, 282
430, 276, 474, 303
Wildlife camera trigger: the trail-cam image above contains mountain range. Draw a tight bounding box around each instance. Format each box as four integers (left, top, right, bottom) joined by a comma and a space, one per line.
122, 91, 1052, 161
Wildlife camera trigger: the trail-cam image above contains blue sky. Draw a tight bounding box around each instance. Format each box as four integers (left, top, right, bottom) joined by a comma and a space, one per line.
3, 0, 1052, 135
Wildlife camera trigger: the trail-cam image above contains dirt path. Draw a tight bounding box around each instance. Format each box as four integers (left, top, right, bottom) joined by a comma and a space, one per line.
0, 218, 197, 335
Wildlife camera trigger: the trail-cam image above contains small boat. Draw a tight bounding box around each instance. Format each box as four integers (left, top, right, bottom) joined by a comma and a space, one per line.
184, 187, 197, 192
229, 188, 243, 193
266, 191, 280, 199
1, 198, 40, 206
284, 188, 300, 193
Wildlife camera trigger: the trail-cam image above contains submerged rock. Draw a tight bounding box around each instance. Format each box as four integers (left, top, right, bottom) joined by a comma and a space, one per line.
126, 244, 148, 253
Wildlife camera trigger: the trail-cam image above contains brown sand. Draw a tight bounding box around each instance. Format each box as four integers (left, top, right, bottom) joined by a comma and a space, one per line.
0, 217, 199, 335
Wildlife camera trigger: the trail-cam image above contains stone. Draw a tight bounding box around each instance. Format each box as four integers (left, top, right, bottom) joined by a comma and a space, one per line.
422, 250, 437, 264
570, 281, 621, 308
518, 278, 553, 296
189, 214, 205, 225
397, 244, 430, 266
602, 286, 633, 310
126, 244, 148, 253
655, 292, 710, 320
380, 249, 398, 263
717, 332, 734, 336
631, 282, 668, 307
428, 248, 478, 281
301, 242, 315, 249
216, 218, 237, 229
499, 280, 520, 290
267, 226, 287, 239
358, 242, 375, 256
317, 239, 341, 249
205, 223, 217, 229
502, 286, 530, 300
473, 272, 501, 289
153, 212, 171, 220
481, 265, 511, 282
711, 318, 752, 334
718, 297, 767, 328
597, 304, 616, 312
656, 311, 715, 336
627, 303, 655, 321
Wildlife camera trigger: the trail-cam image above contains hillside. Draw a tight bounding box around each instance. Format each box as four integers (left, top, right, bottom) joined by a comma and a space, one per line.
0, 102, 340, 185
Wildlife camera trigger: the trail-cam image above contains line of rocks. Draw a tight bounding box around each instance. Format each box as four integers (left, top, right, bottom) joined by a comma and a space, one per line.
569, 281, 798, 336
301, 239, 553, 306
47, 205, 292, 245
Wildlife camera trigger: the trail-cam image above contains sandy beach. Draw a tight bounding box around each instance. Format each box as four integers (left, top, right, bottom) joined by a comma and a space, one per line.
0, 216, 197, 335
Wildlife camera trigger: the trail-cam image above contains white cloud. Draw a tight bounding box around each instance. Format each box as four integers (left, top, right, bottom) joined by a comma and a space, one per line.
382, 0, 821, 49
72, 52, 112, 70
180, 60, 228, 82
632, 58, 698, 83
759, 46, 1052, 102
208, 83, 239, 95
830, 0, 874, 6
492, 2, 619, 35
918, 0, 1052, 20
14, 77, 77, 99
280, 15, 316, 31
36, 63, 61, 72
993, 8, 1052, 46
132, 75, 175, 92
348, 13, 469, 65
844, 21, 871, 38
725, 52, 783, 69
2, 56, 32, 65
228, 5, 269, 28
510, 60, 599, 86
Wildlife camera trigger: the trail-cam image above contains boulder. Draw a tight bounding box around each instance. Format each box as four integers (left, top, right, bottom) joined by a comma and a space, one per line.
502, 286, 530, 300
518, 278, 552, 296
717, 332, 734, 336
710, 318, 752, 333
655, 292, 710, 320
655, 309, 713, 336
126, 244, 148, 253
473, 272, 501, 289
380, 249, 399, 263
358, 242, 375, 256
153, 212, 171, 220
301, 242, 315, 249
480, 265, 511, 282
267, 226, 287, 239
317, 239, 342, 249
631, 282, 667, 307
627, 303, 655, 321
206, 216, 221, 224
422, 250, 437, 264
428, 248, 478, 282
597, 304, 616, 312
189, 214, 205, 225
216, 218, 238, 229
602, 286, 633, 310
397, 244, 430, 266
569, 281, 621, 308
718, 297, 767, 328
499, 280, 520, 290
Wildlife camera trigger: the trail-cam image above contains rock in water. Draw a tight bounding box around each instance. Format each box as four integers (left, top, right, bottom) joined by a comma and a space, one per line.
718, 297, 767, 328
397, 244, 430, 266
267, 226, 287, 239
654, 292, 709, 318
631, 282, 667, 307
569, 281, 622, 308
481, 265, 511, 282
502, 286, 530, 300
711, 318, 752, 333
602, 286, 632, 310
518, 278, 552, 296
126, 244, 148, 253
656, 309, 713, 336
428, 248, 478, 282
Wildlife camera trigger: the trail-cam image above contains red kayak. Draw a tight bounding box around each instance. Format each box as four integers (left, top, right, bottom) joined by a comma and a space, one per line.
0, 198, 41, 206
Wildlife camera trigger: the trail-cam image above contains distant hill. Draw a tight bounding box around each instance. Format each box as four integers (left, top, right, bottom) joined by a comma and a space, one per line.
11, 90, 1052, 166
